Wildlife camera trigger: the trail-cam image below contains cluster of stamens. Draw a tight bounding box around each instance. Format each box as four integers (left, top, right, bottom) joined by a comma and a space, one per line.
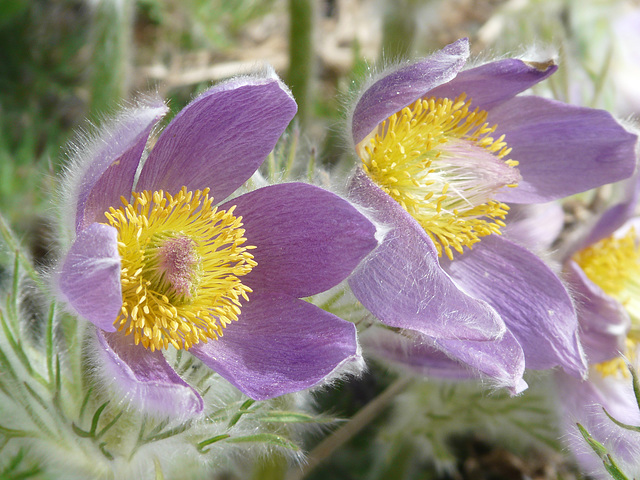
573, 228, 640, 377
104, 187, 256, 351
359, 93, 520, 260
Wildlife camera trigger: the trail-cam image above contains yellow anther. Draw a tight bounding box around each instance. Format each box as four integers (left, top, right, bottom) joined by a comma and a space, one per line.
105, 187, 256, 351
359, 94, 519, 258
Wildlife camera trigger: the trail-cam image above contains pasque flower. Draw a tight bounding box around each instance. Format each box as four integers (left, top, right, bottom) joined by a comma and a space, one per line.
556, 180, 640, 478
55, 70, 377, 418
347, 38, 637, 393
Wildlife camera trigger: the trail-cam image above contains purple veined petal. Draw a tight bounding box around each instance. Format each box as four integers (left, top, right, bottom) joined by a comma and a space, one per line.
581, 201, 639, 253
435, 330, 528, 395
361, 327, 527, 395
136, 71, 297, 200
503, 202, 564, 251
347, 169, 506, 342
491, 96, 638, 204
440, 234, 588, 377
350, 38, 469, 145
561, 176, 640, 261
564, 261, 630, 364
58, 223, 121, 332
576, 175, 640, 255
222, 182, 377, 298
361, 327, 474, 380
189, 292, 362, 401
428, 58, 557, 112
555, 370, 640, 478
73, 96, 168, 231
95, 330, 204, 420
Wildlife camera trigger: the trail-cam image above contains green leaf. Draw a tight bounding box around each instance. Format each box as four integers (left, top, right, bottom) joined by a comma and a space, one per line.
90, 401, 110, 436
603, 454, 631, 480
629, 363, 640, 413
71, 423, 93, 438
98, 442, 114, 461
577, 423, 632, 480
0, 425, 34, 438
225, 433, 300, 451
196, 434, 231, 453
577, 423, 608, 458
227, 398, 256, 428
258, 411, 335, 424
0, 447, 42, 479
603, 407, 640, 433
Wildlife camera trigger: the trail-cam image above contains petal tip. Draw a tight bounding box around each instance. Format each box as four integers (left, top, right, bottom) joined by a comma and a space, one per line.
94, 330, 204, 421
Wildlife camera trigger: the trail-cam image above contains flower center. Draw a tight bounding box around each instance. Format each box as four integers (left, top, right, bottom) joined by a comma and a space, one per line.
104, 187, 256, 352
358, 94, 520, 260
573, 228, 640, 377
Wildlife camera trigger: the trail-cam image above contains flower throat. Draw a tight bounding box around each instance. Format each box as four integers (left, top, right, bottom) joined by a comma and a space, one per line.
358, 93, 520, 260
105, 187, 256, 352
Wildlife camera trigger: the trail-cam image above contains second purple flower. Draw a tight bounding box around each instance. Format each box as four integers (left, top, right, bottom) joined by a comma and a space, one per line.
347, 38, 637, 393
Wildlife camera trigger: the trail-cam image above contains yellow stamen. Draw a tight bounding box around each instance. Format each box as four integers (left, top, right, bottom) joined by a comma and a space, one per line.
594, 336, 638, 379
358, 93, 520, 259
574, 228, 640, 377
105, 187, 256, 352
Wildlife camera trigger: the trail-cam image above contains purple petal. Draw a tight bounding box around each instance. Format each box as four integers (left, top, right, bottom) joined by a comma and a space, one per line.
582, 201, 638, 252
347, 169, 506, 342
362, 327, 474, 380
136, 72, 297, 199
362, 327, 527, 394
561, 177, 640, 261
223, 183, 377, 298
503, 202, 564, 251
491, 96, 637, 203
74, 96, 168, 231
440, 235, 588, 377
95, 330, 203, 419
428, 58, 557, 112
555, 371, 640, 478
58, 223, 121, 332
564, 261, 630, 364
578, 176, 640, 254
350, 38, 469, 145
436, 330, 527, 395
189, 292, 361, 400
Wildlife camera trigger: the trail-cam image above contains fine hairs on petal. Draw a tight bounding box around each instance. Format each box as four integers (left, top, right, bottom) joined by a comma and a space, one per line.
347, 38, 470, 147
172, 63, 295, 113
56, 93, 168, 243
342, 49, 446, 152
82, 327, 201, 423
313, 340, 366, 392
558, 398, 640, 479
335, 174, 389, 250
361, 327, 526, 396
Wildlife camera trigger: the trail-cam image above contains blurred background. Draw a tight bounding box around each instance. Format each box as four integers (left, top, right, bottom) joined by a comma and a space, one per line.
3, 0, 638, 236
1, 1, 639, 478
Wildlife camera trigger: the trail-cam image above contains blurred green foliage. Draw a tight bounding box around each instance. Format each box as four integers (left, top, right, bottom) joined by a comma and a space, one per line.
0, 0, 281, 232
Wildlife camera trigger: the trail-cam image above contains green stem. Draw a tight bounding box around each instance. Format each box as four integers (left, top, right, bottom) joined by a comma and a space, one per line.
88, 0, 134, 119
380, 0, 417, 61
287, 0, 314, 126
286, 376, 413, 480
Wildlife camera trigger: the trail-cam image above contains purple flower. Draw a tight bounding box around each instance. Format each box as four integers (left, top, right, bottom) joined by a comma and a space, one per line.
556, 182, 640, 477
55, 70, 377, 418
346, 38, 637, 393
